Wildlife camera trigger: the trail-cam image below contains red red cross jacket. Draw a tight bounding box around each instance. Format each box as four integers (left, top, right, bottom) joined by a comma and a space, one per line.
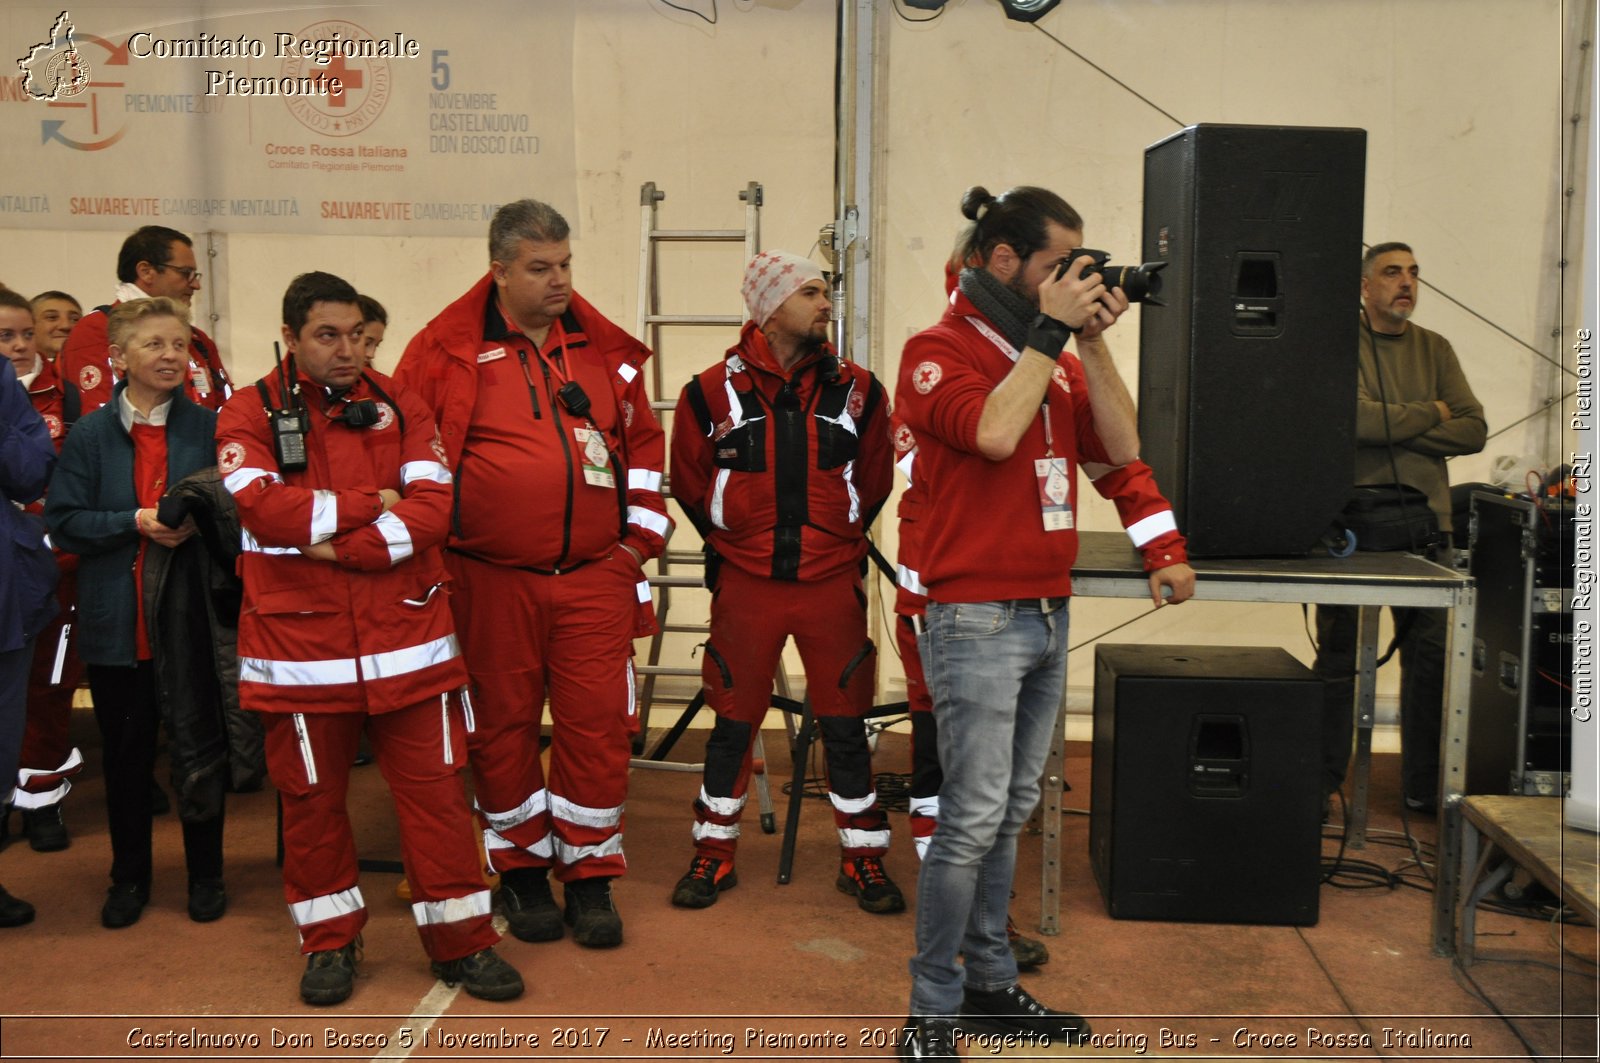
58, 302, 232, 420
393, 275, 671, 572
23, 357, 68, 452
895, 290, 1188, 603
671, 322, 893, 583
215, 369, 467, 715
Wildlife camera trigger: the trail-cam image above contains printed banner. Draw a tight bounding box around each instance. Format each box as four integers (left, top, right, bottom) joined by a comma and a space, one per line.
0, 1, 578, 235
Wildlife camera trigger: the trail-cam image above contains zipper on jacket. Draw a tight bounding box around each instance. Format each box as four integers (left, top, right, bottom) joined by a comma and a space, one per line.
540, 358, 576, 569
514, 349, 543, 418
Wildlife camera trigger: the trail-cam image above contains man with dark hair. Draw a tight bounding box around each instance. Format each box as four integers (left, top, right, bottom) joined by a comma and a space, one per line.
395, 199, 671, 950
1314, 242, 1486, 814
893, 186, 1194, 1061
217, 271, 522, 1005
356, 294, 388, 368
667, 251, 900, 914
58, 225, 231, 418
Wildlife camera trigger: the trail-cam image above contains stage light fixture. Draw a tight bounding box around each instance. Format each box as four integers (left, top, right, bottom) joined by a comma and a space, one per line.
997, 0, 1061, 22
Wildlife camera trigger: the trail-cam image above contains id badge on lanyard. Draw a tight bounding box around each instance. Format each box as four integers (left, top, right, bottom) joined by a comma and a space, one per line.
574, 426, 615, 488
1033, 404, 1073, 532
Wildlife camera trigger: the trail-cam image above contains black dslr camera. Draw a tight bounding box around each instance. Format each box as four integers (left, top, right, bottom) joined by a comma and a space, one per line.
1055, 248, 1167, 305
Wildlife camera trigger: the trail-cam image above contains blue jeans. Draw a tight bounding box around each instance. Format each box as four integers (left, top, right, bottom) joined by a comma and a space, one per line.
909, 598, 1069, 1018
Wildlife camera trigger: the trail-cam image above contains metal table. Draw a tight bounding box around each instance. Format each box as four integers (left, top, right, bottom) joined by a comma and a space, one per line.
1040, 532, 1475, 954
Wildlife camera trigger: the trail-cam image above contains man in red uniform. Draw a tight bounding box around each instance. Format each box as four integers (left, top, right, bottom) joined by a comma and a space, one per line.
0, 290, 82, 851
667, 251, 901, 914
394, 199, 670, 950
59, 226, 231, 420
893, 186, 1195, 1061
217, 272, 522, 1005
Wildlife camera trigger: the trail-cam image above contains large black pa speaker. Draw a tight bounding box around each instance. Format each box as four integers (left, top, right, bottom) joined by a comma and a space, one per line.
1139, 124, 1367, 557
1090, 644, 1323, 925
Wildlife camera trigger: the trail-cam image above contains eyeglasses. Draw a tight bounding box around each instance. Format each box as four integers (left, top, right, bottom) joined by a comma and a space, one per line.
155, 264, 202, 283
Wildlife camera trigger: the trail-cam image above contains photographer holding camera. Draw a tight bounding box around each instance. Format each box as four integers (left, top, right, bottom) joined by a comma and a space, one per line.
892, 186, 1194, 1061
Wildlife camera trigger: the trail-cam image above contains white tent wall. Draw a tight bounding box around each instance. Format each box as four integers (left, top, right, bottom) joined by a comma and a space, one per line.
3, 0, 1579, 728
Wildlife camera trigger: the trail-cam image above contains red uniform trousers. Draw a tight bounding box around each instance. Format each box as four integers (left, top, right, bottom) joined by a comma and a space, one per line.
447, 549, 637, 882
16, 568, 84, 810
263, 697, 496, 962
894, 579, 940, 861
692, 564, 888, 861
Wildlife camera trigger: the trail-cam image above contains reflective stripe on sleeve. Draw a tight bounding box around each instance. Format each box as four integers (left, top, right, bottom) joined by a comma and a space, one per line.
400, 459, 452, 485
372, 510, 415, 565
1125, 510, 1179, 548
897, 564, 927, 597
309, 490, 338, 543
627, 468, 663, 492
224, 466, 280, 495
627, 506, 670, 538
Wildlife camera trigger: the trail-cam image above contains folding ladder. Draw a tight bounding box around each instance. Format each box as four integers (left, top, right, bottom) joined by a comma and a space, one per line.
628, 181, 787, 832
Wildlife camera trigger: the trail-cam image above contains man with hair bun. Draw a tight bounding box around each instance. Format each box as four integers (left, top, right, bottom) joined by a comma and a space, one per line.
667, 250, 900, 915
893, 186, 1194, 1061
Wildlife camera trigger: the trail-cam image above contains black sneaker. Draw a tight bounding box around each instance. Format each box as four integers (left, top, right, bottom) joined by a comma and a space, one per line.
300, 940, 359, 1005
898, 1016, 960, 1061
499, 867, 564, 942
22, 805, 69, 852
188, 878, 227, 923
100, 882, 149, 929
0, 885, 35, 928
960, 982, 1091, 1046
564, 877, 623, 948
671, 855, 737, 909
836, 855, 906, 914
431, 946, 524, 1002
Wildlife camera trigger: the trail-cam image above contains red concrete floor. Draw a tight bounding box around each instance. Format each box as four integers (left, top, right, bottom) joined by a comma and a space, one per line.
0, 714, 1594, 1062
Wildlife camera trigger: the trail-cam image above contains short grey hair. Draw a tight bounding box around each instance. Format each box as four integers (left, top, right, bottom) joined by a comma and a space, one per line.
489, 199, 571, 264
1362, 241, 1413, 278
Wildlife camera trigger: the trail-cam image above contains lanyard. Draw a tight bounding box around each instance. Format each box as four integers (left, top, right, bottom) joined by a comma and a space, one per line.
965, 314, 1056, 459
532, 319, 570, 388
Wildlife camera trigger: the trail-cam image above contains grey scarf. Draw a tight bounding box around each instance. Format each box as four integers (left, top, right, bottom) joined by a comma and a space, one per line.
957, 266, 1035, 353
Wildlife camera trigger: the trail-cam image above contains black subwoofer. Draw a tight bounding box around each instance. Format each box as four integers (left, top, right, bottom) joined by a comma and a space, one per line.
1091, 644, 1323, 925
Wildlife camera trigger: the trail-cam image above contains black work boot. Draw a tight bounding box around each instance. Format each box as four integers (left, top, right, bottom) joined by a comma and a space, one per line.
564, 876, 623, 948
499, 866, 564, 942
431, 946, 524, 1002
300, 940, 359, 1005
22, 805, 69, 852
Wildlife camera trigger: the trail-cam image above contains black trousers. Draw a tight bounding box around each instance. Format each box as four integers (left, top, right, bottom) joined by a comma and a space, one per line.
1312, 604, 1447, 805
86, 662, 223, 888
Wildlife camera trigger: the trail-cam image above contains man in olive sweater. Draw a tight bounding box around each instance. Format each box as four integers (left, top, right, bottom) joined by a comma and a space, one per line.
1315, 242, 1486, 814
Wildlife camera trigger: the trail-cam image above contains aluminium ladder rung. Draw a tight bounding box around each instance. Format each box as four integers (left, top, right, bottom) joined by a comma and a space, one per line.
649, 574, 706, 588
647, 228, 748, 241
634, 665, 701, 678
643, 314, 742, 326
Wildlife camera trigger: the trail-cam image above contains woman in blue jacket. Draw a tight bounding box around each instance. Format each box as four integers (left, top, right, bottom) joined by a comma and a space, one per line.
45, 298, 226, 929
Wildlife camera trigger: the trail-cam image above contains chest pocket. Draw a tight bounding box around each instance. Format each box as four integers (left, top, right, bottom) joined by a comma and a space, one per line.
709, 388, 767, 473
813, 378, 861, 471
